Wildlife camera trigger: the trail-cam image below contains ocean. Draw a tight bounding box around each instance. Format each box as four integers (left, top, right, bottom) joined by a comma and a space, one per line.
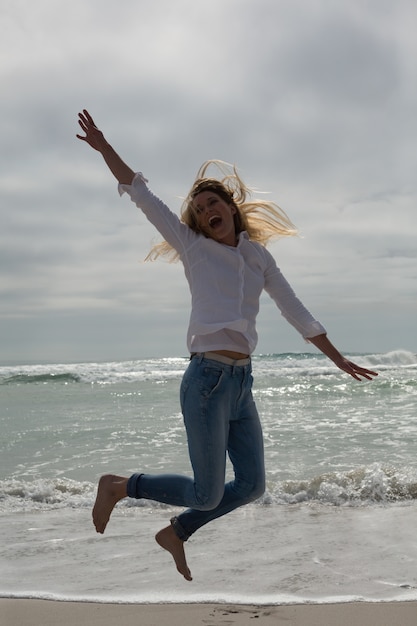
1, 350, 417, 605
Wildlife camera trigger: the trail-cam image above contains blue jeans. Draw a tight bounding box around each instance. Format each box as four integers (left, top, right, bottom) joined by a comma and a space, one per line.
127, 354, 265, 540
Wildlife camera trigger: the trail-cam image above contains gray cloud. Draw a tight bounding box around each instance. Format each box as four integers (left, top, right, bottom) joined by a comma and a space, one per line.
1, 0, 416, 362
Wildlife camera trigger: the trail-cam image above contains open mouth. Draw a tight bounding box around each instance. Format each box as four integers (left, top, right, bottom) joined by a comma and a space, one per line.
208, 215, 222, 229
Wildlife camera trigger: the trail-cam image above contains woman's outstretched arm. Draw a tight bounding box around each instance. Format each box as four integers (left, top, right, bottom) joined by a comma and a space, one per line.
76, 109, 135, 185
308, 333, 378, 381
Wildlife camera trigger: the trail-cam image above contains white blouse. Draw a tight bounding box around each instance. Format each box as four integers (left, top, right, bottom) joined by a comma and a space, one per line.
119, 173, 326, 354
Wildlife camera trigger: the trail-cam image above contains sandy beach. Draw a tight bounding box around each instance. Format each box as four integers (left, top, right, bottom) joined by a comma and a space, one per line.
2, 599, 417, 626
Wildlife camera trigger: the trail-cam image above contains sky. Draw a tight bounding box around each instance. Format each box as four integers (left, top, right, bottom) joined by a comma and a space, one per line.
1, 0, 416, 364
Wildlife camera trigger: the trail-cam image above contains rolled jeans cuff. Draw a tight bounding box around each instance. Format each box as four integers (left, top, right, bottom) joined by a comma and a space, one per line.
127, 473, 143, 498
170, 516, 190, 542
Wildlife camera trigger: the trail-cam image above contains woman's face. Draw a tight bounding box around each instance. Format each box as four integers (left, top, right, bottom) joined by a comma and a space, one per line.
193, 190, 237, 246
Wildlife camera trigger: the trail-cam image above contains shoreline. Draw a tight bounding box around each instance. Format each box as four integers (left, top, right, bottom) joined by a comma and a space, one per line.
2, 599, 417, 626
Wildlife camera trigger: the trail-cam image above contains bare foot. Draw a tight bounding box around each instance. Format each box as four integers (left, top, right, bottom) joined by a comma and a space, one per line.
92, 474, 128, 533
155, 525, 192, 581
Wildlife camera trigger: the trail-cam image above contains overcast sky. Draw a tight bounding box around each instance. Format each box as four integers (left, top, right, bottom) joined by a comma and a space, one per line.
1, 0, 416, 364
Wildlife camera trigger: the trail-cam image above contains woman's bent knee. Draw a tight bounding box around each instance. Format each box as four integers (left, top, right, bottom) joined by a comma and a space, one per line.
234, 476, 265, 504
194, 488, 224, 511
251, 481, 265, 502
245, 479, 265, 503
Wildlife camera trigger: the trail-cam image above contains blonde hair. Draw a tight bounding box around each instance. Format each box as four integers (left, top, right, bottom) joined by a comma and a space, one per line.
145, 160, 297, 262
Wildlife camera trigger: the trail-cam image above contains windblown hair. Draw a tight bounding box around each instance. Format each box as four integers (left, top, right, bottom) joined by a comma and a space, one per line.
145, 160, 297, 262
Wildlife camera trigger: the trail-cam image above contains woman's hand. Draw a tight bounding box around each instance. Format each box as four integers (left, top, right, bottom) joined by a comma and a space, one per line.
76, 110, 135, 184
308, 334, 378, 381
333, 357, 378, 381
76, 109, 108, 152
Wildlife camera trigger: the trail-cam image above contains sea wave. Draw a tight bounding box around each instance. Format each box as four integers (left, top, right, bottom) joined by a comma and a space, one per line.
362, 349, 417, 368
2, 372, 81, 385
0, 351, 415, 386
265, 463, 417, 506
0, 358, 188, 386
2, 463, 417, 513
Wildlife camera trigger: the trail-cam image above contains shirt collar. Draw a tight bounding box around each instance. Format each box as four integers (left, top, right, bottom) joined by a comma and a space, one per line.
237, 231, 249, 244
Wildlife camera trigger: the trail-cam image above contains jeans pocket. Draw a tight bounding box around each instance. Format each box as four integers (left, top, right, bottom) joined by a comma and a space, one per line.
200, 366, 224, 397
182, 363, 224, 404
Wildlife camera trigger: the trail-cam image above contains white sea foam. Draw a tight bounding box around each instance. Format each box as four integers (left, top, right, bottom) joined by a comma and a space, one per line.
1, 350, 415, 385
2, 462, 417, 515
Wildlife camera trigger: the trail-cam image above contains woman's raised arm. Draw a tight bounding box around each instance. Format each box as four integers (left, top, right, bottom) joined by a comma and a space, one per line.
76, 109, 135, 185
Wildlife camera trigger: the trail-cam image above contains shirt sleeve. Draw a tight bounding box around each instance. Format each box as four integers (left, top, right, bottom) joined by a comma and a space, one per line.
118, 172, 197, 255
263, 249, 326, 339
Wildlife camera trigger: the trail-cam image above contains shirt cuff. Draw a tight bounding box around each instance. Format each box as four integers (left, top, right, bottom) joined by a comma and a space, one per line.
118, 172, 149, 197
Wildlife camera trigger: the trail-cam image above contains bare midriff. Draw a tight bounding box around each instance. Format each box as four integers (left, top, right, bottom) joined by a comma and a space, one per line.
211, 349, 250, 360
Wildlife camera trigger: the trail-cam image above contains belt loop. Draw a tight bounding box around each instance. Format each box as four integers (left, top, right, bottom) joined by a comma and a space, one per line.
190, 352, 204, 364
